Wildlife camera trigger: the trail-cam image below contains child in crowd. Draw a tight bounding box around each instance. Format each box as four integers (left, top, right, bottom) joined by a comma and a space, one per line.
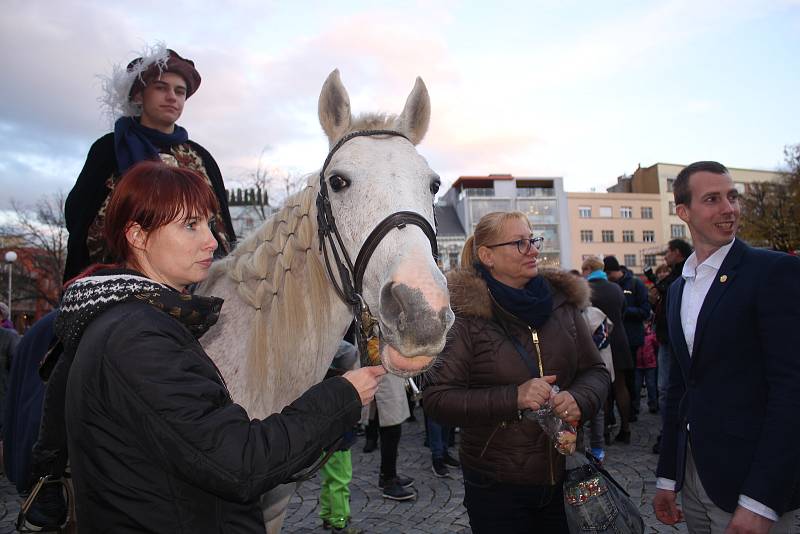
633, 322, 659, 417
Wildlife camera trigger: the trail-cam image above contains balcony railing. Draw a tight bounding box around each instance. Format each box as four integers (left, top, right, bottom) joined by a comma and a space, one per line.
516, 187, 555, 197
461, 188, 495, 197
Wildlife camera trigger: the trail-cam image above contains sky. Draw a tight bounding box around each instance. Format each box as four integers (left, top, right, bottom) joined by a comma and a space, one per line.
1, 0, 798, 209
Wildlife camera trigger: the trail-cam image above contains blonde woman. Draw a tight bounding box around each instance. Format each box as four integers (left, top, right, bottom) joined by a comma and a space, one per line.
424, 211, 609, 533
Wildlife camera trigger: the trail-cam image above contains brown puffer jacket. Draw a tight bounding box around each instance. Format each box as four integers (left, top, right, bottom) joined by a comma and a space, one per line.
424, 268, 610, 486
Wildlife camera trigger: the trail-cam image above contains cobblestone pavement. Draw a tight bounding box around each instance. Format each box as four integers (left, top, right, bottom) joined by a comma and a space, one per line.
1, 405, 798, 533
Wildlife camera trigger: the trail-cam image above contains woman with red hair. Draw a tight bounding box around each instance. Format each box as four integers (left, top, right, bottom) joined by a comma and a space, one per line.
54, 161, 384, 532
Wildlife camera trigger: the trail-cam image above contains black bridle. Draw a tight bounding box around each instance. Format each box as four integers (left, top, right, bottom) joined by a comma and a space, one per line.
315, 129, 439, 367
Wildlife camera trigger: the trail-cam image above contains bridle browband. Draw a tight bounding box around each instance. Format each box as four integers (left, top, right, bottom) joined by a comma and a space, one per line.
315, 129, 438, 367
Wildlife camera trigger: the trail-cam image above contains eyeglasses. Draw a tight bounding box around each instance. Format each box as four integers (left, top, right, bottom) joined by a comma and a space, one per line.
486, 237, 544, 254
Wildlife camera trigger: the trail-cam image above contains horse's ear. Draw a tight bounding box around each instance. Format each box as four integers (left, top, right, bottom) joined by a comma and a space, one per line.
318, 69, 352, 146
397, 77, 430, 146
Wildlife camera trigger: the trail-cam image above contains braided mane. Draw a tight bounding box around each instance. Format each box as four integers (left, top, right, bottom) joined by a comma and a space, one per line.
204, 177, 331, 394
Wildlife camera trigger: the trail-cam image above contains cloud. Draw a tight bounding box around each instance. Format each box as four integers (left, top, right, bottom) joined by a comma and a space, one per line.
0, 0, 794, 210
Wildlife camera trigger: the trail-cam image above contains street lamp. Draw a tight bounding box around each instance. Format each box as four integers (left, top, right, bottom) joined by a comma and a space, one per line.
5, 250, 17, 318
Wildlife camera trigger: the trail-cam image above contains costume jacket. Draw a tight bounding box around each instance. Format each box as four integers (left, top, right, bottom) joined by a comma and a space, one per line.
657, 239, 800, 515
61, 271, 361, 533
63, 133, 236, 282
614, 268, 651, 348
588, 278, 633, 371
423, 269, 610, 486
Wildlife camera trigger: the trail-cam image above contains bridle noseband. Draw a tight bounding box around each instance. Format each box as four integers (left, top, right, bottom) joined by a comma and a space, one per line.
315, 129, 438, 367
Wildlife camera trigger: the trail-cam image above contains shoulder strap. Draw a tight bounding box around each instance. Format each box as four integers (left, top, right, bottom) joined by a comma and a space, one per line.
499, 322, 539, 378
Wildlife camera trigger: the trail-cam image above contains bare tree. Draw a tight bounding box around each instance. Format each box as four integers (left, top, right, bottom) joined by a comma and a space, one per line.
739, 144, 800, 253
0, 192, 67, 310
237, 147, 307, 215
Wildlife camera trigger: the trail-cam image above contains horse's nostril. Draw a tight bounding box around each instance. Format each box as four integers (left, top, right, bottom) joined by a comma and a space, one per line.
380, 282, 405, 331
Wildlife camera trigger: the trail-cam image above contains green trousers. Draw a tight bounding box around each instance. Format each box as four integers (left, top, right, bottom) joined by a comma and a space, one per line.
319, 450, 352, 529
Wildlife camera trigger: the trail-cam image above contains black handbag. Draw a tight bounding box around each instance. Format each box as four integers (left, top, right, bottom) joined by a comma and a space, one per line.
563, 451, 644, 534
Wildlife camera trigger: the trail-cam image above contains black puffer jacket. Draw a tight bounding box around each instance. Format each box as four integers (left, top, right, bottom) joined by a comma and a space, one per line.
61, 272, 361, 533
423, 269, 610, 486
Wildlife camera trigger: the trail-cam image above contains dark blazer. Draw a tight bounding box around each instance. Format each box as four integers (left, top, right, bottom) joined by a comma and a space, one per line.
656, 239, 800, 515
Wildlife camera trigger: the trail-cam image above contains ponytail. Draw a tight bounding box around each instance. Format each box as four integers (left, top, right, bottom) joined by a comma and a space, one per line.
461, 235, 477, 270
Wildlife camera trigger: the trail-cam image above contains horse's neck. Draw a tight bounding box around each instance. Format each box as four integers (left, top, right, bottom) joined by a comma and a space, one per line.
200, 185, 351, 418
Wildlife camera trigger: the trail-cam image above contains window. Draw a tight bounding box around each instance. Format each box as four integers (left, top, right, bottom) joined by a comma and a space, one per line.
668, 201, 676, 215
580, 230, 593, 243
641, 206, 653, 219
518, 199, 557, 224
671, 224, 686, 238
620, 206, 632, 219
643, 230, 655, 243
622, 230, 634, 243
624, 254, 637, 267
667, 178, 675, 192
644, 254, 657, 268
601, 230, 614, 243
599, 206, 612, 218
578, 206, 592, 218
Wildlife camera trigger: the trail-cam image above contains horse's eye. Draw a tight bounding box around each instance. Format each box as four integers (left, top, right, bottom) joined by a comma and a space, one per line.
329, 175, 349, 192
430, 178, 441, 195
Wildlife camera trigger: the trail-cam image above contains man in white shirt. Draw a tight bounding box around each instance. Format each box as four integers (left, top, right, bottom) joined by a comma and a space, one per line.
653, 161, 800, 533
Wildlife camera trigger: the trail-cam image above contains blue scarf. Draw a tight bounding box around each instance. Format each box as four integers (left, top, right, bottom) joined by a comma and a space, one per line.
475, 264, 553, 328
113, 116, 189, 173
587, 270, 608, 281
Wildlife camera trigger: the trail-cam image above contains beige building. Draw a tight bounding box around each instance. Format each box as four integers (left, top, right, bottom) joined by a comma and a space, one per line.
608, 162, 785, 246
567, 192, 664, 272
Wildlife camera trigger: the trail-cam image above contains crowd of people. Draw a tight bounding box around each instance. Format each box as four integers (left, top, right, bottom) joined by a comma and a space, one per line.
0, 43, 798, 534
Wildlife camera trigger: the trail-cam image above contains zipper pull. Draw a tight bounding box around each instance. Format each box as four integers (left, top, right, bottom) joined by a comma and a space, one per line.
532, 329, 540, 344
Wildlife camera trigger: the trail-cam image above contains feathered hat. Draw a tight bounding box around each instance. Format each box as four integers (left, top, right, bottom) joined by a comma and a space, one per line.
99, 42, 202, 122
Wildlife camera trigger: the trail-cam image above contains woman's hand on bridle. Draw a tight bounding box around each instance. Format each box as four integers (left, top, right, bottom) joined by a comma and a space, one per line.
517, 375, 557, 411
343, 366, 387, 406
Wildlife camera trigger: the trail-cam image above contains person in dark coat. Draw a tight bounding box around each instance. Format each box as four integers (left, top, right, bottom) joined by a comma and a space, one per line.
424, 211, 610, 534
604, 256, 650, 423
3, 313, 51, 490
581, 256, 632, 444
57, 161, 386, 533
647, 238, 691, 454
654, 161, 800, 532
0, 325, 19, 430
63, 44, 235, 283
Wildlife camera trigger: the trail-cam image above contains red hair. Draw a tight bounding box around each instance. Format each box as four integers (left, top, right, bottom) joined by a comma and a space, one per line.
104, 161, 220, 269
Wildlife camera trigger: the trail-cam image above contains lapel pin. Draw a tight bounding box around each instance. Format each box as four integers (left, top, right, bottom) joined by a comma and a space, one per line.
719, 275, 728, 283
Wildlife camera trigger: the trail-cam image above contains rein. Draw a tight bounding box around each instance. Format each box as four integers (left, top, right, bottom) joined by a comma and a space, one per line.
315, 129, 438, 367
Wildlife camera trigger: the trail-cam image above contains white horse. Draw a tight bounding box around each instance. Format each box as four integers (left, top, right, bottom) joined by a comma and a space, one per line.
198, 70, 453, 533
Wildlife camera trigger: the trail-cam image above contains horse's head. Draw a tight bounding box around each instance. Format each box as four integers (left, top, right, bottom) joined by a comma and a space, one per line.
317, 70, 454, 376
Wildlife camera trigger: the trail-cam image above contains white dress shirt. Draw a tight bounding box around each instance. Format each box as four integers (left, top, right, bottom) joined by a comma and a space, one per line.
656, 240, 779, 521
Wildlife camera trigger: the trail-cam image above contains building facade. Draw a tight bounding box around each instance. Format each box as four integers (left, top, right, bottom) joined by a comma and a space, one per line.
435, 174, 569, 270
566, 192, 664, 273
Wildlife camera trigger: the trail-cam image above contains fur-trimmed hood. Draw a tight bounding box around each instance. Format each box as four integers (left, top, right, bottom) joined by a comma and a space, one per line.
446, 268, 591, 321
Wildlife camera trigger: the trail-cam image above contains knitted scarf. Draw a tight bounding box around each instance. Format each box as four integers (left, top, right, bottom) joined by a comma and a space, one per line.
55, 268, 222, 353
475, 263, 553, 329
113, 116, 189, 174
